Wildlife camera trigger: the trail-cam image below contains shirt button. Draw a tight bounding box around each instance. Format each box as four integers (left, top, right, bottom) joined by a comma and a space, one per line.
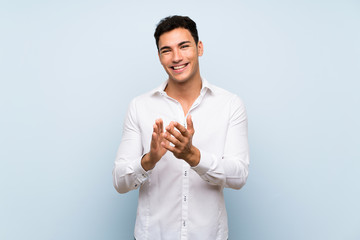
184, 171, 187, 176
184, 195, 187, 202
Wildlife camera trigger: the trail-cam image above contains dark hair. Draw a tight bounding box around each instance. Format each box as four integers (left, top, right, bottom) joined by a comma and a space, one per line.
154, 15, 199, 51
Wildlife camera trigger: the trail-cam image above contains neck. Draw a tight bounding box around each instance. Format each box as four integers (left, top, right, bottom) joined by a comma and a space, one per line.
165, 76, 202, 103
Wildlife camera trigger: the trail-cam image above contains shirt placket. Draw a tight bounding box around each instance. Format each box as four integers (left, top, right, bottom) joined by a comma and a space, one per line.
163, 90, 206, 240
181, 162, 189, 240
181, 93, 205, 240
171, 100, 188, 240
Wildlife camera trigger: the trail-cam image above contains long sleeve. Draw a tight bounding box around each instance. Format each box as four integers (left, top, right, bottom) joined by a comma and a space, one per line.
112, 99, 150, 194
191, 95, 250, 189
112, 80, 248, 239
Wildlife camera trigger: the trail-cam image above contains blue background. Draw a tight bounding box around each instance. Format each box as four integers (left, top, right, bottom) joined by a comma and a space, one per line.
1, 0, 359, 239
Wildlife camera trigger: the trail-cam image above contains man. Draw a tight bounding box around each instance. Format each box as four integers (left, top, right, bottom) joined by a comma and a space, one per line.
113, 15, 249, 240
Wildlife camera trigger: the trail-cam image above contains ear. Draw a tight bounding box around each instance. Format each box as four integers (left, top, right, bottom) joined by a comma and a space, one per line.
197, 41, 204, 57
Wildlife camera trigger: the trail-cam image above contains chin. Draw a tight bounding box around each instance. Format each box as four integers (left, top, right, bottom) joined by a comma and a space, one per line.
169, 73, 193, 83
170, 77, 189, 84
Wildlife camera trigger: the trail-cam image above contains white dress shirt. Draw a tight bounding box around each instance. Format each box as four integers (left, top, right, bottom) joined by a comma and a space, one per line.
113, 79, 249, 240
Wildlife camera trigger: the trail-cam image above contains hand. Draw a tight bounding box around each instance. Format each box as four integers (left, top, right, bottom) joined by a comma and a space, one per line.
162, 115, 200, 167
141, 118, 168, 171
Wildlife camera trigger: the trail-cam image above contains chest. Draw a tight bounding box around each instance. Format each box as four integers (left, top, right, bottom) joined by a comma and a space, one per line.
137, 96, 230, 156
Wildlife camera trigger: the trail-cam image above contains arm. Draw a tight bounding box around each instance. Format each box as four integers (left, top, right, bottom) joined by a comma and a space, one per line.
112, 99, 147, 194
162, 115, 200, 167
112, 99, 168, 194
163, 96, 249, 189
141, 119, 168, 171
193, 96, 249, 189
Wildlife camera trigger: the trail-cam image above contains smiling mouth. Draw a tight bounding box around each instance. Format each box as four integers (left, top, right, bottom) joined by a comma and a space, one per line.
171, 63, 189, 70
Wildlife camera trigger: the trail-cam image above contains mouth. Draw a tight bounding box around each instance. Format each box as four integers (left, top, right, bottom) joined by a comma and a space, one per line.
170, 63, 189, 72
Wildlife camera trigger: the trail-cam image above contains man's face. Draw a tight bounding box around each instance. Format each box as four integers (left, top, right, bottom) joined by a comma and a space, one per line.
158, 28, 203, 84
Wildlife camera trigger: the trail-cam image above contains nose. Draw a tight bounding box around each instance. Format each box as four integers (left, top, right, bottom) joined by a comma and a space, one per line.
172, 48, 182, 63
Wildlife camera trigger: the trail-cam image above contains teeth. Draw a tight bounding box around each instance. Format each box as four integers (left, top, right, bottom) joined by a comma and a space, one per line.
173, 64, 186, 70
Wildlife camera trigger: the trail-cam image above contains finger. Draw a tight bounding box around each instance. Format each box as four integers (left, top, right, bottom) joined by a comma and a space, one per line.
166, 123, 185, 141
155, 119, 162, 135
186, 115, 195, 135
153, 123, 158, 134
151, 132, 158, 149
159, 118, 164, 133
163, 131, 181, 146
165, 121, 175, 133
161, 140, 176, 153
173, 122, 188, 137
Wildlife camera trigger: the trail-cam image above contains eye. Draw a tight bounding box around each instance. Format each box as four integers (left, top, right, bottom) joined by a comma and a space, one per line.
161, 50, 170, 54
181, 45, 190, 49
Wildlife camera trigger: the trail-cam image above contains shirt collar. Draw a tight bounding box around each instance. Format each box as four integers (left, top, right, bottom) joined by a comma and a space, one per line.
152, 78, 214, 96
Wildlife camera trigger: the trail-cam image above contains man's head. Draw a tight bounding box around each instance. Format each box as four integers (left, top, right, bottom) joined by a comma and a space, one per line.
154, 16, 203, 85
154, 15, 199, 51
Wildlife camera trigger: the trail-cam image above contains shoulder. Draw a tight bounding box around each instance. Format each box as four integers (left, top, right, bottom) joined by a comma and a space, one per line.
206, 81, 245, 107
129, 87, 160, 105
126, 85, 164, 115
210, 83, 248, 122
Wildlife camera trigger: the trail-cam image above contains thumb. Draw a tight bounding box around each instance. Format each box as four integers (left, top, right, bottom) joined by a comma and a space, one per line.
187, 115, 195, 135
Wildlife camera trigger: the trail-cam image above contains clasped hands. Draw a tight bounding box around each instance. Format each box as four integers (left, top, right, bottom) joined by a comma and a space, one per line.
141, 115, 200, 171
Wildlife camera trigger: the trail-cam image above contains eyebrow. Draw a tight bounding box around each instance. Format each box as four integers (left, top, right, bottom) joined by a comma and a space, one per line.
178, 41, 191, 46
159, 41, 192, 52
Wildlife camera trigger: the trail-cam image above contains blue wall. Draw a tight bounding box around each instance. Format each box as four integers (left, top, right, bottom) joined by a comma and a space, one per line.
1, 1, 359, 239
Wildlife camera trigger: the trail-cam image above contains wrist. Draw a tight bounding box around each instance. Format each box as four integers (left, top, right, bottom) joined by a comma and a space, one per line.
187, 146, 200, 167
141, 153, 156, 171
